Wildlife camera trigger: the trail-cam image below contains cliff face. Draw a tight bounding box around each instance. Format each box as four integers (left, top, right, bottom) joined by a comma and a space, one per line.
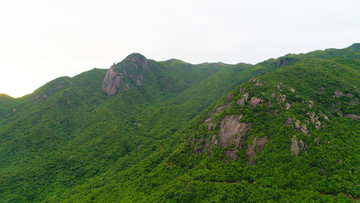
102, 53, 151, 95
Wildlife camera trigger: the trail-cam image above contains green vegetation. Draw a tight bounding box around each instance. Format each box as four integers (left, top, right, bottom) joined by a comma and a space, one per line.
0, 44, 360, 202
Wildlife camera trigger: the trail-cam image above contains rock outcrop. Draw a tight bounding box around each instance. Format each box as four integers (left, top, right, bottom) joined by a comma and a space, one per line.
291, 136, 305, 156
218, 115, 251, 160
236, 93, 249, 106
246, 136, 268, 165
294, 120, 308, 135
102, 53, 152, 95
249, 97, 264, 107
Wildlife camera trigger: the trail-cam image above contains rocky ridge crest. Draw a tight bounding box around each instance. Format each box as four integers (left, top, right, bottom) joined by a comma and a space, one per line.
102, 53, 151, 95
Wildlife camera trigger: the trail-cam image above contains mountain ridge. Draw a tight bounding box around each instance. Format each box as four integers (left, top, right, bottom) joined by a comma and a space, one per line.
0, 44, 360, 202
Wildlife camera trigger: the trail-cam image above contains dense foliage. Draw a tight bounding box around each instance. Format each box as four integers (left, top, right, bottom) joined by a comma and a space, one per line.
0, 44, 360, 202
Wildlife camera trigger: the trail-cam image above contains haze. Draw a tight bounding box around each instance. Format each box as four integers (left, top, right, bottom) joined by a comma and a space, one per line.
1, 0, 359, 98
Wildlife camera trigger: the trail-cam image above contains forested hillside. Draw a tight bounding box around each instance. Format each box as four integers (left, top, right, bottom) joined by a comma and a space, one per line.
1, 44, 359, 202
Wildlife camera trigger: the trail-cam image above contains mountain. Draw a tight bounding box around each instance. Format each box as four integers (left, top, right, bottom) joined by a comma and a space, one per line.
0, 44, 359, 202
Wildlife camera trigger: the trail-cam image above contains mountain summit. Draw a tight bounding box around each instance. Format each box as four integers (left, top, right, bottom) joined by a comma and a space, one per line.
102, 53, 152, 95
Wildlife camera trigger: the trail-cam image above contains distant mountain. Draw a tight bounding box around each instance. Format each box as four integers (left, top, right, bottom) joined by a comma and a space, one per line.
0, 44, 359, 202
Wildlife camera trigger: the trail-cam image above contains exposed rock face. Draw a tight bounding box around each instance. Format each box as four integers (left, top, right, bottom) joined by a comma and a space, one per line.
203, 103, 230, 130
215, 103, 230, 115
246, 136, 268, 165
249, 97, 264, 107
218, 115, 251, 160
102, 53, 152, 95
236, 93, 249, 106
219, 115, 243, 148
226, 93, 233, 101
102, 67, 122, 95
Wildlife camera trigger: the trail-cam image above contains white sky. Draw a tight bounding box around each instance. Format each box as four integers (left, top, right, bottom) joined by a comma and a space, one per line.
1, 0, 360, 98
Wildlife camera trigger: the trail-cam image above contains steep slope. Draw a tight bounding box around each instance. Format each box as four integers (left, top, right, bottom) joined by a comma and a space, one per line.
1, 45, 359, 202
0, 54, 255, 202
144, 51, 360, 202
53, 45, 360, 202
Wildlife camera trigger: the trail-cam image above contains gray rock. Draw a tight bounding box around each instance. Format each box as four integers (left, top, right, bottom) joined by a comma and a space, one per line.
236, 93, 249, 106
249, 97, 264, 107
246, 136, 268, 165
286, 117, 293, 126
286, 103, 291, 110
300, 124, 308, 135
294, 120, 301, 130
291, 136, 300, 156
218, 115, 251, 160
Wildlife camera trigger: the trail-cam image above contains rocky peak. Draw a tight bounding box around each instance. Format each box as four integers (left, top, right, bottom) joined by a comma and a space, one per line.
123, 53, 151, 72
102, 53, 152, 95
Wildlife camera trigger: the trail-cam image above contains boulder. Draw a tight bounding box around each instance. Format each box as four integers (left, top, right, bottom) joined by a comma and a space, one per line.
291, 136, 300, 156
249, 97, 264, 107
300, 124, 308, 135
294, 120, 301, 130
285, 117, 293, 126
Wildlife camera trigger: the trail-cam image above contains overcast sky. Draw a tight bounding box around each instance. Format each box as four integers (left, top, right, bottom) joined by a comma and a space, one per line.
1, 0, 360, 97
